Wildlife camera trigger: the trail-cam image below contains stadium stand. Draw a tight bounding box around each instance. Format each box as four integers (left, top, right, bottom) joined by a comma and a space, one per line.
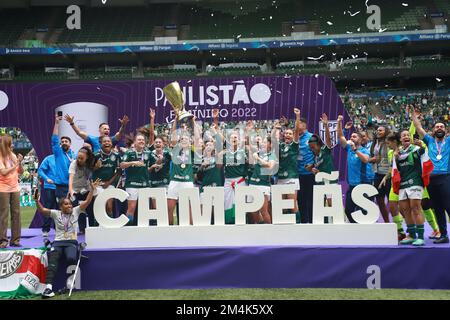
0, 0, 447, 46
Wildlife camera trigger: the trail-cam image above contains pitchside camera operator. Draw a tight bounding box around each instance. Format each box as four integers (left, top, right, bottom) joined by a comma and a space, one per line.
34, 178, 100, 298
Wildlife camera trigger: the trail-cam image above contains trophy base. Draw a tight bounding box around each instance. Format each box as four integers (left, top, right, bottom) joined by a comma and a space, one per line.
177, 111, 194, 122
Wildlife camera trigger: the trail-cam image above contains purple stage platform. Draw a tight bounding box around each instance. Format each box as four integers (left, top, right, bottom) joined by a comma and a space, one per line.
6, 227, 450, 290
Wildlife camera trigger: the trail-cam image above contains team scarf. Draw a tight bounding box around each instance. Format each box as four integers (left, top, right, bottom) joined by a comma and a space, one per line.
392, 145, 434, 195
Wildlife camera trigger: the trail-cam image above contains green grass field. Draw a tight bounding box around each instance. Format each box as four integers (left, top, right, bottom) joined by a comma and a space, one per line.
20, 206, 450, 300
21, 206, 36, 228
31, 288, 450, 300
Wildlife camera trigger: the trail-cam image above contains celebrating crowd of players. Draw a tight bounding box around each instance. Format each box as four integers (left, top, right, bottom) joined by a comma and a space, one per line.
30, 105, 450, 250
0, 104, 446, 297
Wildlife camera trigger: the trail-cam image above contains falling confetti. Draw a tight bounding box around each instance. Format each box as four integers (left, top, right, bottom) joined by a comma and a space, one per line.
211, 53, 216, 56
318, 91, 323, 95
270, 16, 273, 20
348, 10, 360, 16
314, 74, 319, 78
187, 80, 192, 83
327, 21, 333, 25
307, 55, 324, 60
436, 78, 442, 82
242, 48, 247, 51
276, 90, 282, 94
402, 3, 408, 6
357, 27, 361, 31
346, 31, 353, 34
379, 28, 387, 32
211, 13, 214, 16
236, 34, 242, 38
365, 0, 369, 8
289, 82, 292, 85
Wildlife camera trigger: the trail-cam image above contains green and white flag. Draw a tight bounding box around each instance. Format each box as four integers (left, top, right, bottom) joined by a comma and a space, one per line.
0, 248, 48, 299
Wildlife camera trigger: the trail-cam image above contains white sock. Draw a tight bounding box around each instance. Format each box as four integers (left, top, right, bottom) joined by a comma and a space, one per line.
46, 284, 52, 290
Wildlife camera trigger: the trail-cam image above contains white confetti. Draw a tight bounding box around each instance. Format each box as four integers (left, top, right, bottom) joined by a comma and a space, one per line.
270, 16, 273, 20
96, 87, 100, 90
307, 55, 324, 60
101, 0, 107, 3
242, 48, 247, 51
378, 28, 387, 32
375, 102, 379, 105
187, 80, 192, 83
357, 27, 361, 31
211, 13, 214, 16
351, 54, 358, 58
365, 0, 369, 8
348, 10, 360, 16
363, 51, 368, 55
436, 78, 442, 82
276, 90, 282, 94
346, 31, 353, 34
327, 21, 333, 25
318, 91, 323, 95
332, 52, 336, 56
236, 34, 242, 38
289, 82, 292, 85
402, 3, 408, 6
314, 74, 319, 78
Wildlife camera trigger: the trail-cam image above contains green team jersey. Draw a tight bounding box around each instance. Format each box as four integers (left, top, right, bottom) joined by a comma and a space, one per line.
278, 141, 299, 179
148, 149, 171, 187
224, 149, 247, 179
315, 145, 335, 174
397, 145, 425, 189
200, 156, 223, 191
249, 152, 277, 186
170, 148, 194, 182
92, 150, 121, 182
122, 150, 151, 188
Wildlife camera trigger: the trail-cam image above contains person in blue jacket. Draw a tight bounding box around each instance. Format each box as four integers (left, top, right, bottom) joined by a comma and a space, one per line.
51, 115, 76, 202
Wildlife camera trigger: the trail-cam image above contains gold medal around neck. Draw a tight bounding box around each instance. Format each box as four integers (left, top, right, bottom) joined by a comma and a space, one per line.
181, 163, 186, 169
64, 231, 68, 238
437, 154, 442, 160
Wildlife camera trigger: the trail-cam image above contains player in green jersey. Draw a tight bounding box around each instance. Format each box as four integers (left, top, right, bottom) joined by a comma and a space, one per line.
167, 116, 201, 225
218, 129, 248, 224
92, 136, 121, 217
119, 133, 151, 224
248, 136, 278, 224
395, 129, 427, 246
148, 135, 171, 208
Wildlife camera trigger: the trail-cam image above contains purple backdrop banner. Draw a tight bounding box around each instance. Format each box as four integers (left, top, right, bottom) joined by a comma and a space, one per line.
0, 75, 350, 173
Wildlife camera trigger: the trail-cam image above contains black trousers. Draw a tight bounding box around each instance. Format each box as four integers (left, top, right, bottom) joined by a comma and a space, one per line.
46, 240, 78, 285
73, 193, 97, 232
428, 174, 450, 237
41, 188, 57, 232
298, 174, 315, 223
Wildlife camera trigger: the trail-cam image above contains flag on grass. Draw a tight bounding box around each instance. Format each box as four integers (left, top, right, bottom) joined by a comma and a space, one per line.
0, 248, 48, 299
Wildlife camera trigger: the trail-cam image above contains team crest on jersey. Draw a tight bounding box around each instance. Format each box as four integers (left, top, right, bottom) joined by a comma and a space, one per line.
110, 154, 116, 162
144, 154, 149, 161
319, 120, 338, 148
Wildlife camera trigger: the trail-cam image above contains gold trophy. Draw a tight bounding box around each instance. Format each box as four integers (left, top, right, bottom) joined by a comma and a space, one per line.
163, 81, 194, 122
